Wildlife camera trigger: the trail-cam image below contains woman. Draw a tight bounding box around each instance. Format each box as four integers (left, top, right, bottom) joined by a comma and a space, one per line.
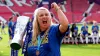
71, 23, 78, 44
8, 16, 18, 56
8, 16, 14, 42
91, 21, 99, 44
27, 2, 69, 56
80, 22, 88, 44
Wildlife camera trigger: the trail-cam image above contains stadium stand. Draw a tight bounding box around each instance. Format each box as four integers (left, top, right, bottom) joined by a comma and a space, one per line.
0, 0, 100, 23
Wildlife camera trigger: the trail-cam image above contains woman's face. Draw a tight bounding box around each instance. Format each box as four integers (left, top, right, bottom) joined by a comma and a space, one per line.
37, 9, 51, 30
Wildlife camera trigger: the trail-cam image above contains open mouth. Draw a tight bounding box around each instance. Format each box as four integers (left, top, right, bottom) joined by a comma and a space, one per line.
43, 21, 47, 24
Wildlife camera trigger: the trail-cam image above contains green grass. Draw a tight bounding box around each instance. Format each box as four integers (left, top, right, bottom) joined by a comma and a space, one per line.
0, 25, 100, 56
0, 27, 23, 56
61, 44, 100, 56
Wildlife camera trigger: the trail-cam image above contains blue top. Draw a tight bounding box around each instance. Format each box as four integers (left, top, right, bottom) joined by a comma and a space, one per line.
8, 21, 14, 37
92, 25, 99, 33
72, 26, 78, 34
8, 21, 13, 30
81, 26, 88, 35
27, 24, 67, 56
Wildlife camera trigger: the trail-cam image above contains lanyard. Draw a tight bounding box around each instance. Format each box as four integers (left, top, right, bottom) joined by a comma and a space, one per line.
36, 28, 50, 51
37, 32, 48, 50
37, 35, 41, 50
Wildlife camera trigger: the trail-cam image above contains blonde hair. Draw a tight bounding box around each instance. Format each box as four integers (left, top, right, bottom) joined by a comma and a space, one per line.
32, 7, 52, 44
93, 21, 97, 25
83, 21, 87, 25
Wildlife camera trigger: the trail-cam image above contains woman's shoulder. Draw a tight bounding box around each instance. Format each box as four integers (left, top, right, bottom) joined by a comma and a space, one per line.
49, 24, 60, 33
50, 24, 59, 28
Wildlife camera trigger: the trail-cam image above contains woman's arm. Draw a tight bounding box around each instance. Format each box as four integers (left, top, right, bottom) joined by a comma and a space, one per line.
51, 2, 69, 33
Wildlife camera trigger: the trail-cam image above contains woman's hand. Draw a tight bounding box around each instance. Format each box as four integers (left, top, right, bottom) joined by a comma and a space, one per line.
51, 2, 60, 12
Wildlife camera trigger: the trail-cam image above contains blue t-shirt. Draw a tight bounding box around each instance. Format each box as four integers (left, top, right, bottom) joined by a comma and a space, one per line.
27, 24, 67, 56
81, 26, 88, 36
92, 25, 99, 34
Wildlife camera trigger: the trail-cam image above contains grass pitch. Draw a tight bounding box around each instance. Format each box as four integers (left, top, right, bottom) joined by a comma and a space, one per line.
0, 24, 100, 56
